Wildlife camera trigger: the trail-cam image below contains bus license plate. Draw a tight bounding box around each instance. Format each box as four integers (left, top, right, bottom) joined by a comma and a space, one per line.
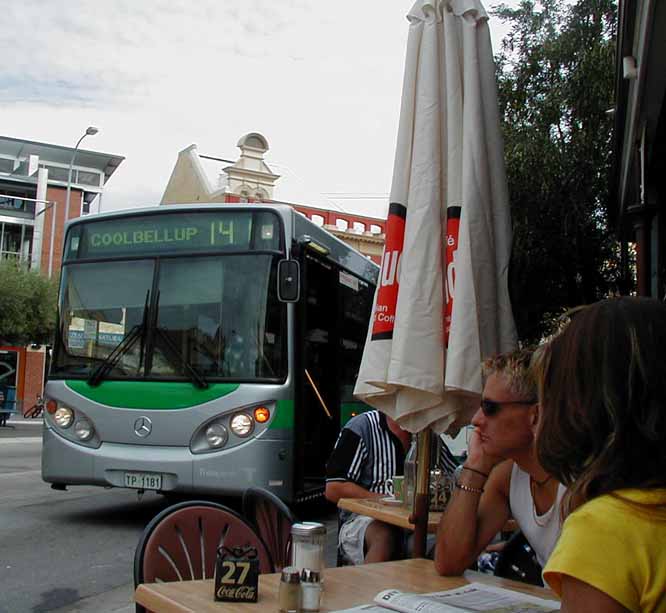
124, 472, 162, 490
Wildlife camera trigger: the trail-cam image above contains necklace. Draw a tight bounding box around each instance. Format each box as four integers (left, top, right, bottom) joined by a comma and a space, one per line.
530, 476, 553, 528
532, 474, 552, 487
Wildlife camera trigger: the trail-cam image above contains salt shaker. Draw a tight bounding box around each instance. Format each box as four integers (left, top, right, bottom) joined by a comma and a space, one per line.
278, 566, 301, 613
300, 568, 322, 612
290, 522, 326, 574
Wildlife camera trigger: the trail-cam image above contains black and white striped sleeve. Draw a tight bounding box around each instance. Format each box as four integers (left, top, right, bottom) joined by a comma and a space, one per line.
437, 436, 460, 478
326, 428, 368, 484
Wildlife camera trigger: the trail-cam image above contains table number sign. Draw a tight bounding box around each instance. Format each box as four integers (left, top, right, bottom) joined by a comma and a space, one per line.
214, 545, 259, 603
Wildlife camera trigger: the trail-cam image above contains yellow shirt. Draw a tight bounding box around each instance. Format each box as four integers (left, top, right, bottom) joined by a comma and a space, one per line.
544, 489, 666, 612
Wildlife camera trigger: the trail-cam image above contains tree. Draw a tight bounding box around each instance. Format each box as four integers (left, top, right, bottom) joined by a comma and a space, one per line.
0, 260, 58, 345
493, 0, 620, 342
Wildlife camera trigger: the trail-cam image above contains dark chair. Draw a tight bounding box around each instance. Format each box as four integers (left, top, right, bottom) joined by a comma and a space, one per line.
134, 500, 273, 613
242, 486, 296, 572
493, 530, 544, 587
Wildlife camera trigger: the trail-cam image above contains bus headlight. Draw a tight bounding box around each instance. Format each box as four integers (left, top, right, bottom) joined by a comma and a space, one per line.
74, 419, 94, 441
54, 407, 74, 429
254, 406, 270, 423
205, 423, 228, 448
230, 413, 254, 437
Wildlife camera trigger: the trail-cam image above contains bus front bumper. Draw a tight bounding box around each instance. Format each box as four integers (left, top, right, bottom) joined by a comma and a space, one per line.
41, 426, 293, 500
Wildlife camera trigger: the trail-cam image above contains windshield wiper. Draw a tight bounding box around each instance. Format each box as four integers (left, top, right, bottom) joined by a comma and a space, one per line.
87, 291, 150, 387
153, 326, 209, 389
150, 291, 209, 389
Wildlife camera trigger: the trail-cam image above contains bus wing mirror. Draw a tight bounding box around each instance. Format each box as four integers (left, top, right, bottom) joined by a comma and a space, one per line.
278, 259, 300, 302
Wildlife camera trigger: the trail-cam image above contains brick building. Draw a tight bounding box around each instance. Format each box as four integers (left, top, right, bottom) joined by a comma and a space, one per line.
161, 132, 387, 264
0, 135, 124, 413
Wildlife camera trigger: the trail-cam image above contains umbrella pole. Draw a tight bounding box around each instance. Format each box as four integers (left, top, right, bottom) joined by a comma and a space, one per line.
409, 428, 431, 558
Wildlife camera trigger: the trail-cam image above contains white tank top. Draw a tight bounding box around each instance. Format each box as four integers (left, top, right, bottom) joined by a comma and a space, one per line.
508, 463, 566, 567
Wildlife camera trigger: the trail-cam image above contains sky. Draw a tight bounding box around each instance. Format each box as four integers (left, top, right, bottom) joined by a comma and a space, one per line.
1, 0, 517, 220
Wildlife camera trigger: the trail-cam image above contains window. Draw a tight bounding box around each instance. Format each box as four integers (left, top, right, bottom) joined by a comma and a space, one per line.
53, 254, 287, 382
0, 222, 33, 264
76, 170, 101, 187
42, 165, 69, 182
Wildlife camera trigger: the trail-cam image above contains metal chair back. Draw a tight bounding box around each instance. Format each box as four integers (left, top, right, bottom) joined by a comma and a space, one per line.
134, 500, 272, 613
242, 486, 296, 572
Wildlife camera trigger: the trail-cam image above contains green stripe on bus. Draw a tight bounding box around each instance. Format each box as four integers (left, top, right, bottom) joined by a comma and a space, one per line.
65, 380, 240, 409
269, 399, 294, 429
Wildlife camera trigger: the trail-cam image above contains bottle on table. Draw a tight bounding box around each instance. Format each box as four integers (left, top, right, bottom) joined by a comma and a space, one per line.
403, 434, 418, 512
290, 522, 326, 574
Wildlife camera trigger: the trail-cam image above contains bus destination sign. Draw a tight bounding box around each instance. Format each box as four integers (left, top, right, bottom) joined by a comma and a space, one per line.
67, 211, 280, 260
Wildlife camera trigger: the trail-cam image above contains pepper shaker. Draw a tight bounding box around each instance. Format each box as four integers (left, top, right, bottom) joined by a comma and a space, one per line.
278, 566, 301, 613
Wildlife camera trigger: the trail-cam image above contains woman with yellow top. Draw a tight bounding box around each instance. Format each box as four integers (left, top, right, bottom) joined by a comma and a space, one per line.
535, 297, 666, 612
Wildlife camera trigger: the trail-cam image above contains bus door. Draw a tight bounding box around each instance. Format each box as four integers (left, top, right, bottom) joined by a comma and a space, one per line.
296, 253, 341, 497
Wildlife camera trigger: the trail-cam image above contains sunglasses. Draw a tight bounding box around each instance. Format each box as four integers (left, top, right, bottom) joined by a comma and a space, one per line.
480, 398, 537, 417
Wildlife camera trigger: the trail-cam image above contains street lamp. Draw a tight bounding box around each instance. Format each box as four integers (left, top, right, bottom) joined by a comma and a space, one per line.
64, 126, 99, 225
34, 199, 58, 279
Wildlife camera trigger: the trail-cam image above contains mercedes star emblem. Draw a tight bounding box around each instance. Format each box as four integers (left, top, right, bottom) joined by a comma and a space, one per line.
134, 416, 153, 438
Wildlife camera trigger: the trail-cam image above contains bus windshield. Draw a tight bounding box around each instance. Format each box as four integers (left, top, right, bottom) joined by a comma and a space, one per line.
52, 253, 287, 382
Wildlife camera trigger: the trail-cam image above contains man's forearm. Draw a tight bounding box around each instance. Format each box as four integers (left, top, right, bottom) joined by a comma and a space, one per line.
434, 467, 487, 575
325, 480, 382, 504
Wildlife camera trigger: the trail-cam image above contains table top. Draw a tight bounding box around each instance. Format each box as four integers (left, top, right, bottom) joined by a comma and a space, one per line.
337, 498, 519, 536
135, 559, 557, 612
135, 558, 556, 613
337, 497, 442, 532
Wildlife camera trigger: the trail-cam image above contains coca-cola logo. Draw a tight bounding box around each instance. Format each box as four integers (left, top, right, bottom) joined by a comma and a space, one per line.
444, 206, 461, 347
216, 585, 257, 601
371, 203, 406, 341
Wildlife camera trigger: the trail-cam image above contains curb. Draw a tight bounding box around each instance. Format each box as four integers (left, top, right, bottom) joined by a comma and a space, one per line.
6, 419, 44, 425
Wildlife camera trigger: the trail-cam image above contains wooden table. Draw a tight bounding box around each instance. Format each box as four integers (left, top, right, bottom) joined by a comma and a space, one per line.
337, 498, 442, 532
135, 558, 558, 612
337, 498, 519, 536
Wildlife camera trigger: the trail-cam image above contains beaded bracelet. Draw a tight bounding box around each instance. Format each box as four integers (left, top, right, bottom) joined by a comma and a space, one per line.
455, 482, 484, 495
462, 465, 489, 479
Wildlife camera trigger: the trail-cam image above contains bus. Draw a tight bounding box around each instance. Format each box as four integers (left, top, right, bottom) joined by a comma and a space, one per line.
42, 204, 379, 504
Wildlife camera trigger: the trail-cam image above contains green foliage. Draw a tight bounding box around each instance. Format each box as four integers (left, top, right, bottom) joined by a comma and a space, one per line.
493, 0, 620, 343
0, 259, 58, 345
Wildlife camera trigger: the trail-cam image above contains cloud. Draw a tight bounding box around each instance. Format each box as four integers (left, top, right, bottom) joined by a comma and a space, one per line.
1, 1, 520, 218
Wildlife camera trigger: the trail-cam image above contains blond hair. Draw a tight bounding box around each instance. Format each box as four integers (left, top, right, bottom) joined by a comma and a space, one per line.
482, 348, 537, 401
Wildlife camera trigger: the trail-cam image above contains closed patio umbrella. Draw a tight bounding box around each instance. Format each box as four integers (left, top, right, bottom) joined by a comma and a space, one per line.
354, 0, 517, 554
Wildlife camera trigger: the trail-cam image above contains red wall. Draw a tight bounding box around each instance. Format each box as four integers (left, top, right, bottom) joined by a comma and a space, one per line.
23, 350, 46, 414
40, 185, 82, 276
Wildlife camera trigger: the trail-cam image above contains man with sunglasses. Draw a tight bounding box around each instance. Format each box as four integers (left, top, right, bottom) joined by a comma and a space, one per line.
434, 349, 565, 577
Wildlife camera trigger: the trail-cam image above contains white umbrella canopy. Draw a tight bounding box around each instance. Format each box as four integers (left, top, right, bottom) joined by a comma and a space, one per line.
354, 0, 517, 436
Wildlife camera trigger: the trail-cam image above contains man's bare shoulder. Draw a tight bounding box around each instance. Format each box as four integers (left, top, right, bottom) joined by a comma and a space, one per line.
487, 460, 513, 498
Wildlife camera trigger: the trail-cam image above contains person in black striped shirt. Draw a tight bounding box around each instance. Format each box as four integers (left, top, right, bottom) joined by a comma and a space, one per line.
325, 409, 459, 564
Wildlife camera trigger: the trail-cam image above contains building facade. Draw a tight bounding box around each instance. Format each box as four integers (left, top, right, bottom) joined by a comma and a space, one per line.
161, 133, 387, 264
613, 1, 666, 298
0, 135, 124, 414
